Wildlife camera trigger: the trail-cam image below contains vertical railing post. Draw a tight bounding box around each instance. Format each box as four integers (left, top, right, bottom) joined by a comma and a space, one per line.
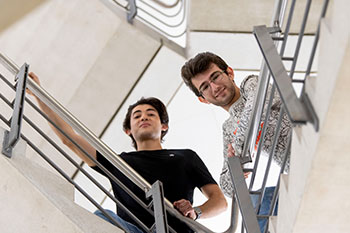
228, 156, 260, 233
147, 180, 169, 233
2, 63, 29, 158
127, 0, 137, 23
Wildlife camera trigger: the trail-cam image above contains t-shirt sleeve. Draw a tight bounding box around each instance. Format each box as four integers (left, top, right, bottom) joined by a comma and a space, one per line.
189, 150, 217, 189
91, 150, 116, 177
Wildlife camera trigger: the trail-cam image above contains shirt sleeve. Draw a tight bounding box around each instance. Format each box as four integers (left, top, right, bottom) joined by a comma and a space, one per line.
189, 150, 217, 189
220, 122, 235, 198
91, 150, 119, 177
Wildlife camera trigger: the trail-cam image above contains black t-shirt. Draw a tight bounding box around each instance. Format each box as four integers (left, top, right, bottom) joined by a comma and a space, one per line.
92, 149, 216, 233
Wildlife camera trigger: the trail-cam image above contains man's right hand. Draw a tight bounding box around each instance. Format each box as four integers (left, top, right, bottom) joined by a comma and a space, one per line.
227, 144, 250, 179
27, 72, 41, 97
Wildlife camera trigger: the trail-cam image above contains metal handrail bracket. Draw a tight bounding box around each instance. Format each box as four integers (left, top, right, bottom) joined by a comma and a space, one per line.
146, 181, 169, 233
2, 63, 29, 158
253, 25, 319, 131
127, 0, 137, 23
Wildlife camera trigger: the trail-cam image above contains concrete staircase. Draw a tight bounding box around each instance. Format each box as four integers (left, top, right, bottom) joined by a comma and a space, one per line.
274, 0, 350, 232
0, 127, 123, 233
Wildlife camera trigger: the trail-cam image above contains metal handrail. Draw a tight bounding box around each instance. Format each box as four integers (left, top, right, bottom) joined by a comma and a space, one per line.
232, 0, 329, 232
139, 0, 183, 18
0, 53, 241, 233
0, 53, 152, 193
0, 73, 153, 232
100, 0, 187, 56
151, 0, 180, 8
241, 0, 288, 164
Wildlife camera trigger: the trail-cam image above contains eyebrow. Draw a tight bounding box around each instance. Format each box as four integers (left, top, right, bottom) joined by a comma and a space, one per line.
132, 108, 157, 116
199, 70, 222, 91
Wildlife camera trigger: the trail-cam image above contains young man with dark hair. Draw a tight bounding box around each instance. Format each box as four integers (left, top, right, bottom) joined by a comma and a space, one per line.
181, 52, 292, 232
28, 73, 227, 233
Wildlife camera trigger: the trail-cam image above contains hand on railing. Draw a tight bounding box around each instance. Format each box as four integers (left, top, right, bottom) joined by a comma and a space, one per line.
26, 72, 98, 167
26, 72, 41, 96
227, 144, 250, 179
173, 199, 197, 220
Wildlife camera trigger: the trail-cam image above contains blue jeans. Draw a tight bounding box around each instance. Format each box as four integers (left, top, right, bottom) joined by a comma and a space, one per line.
94, 209, 144, 233
250, 186, 278, 233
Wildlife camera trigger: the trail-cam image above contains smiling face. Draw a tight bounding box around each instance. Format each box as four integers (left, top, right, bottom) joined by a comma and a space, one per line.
191, 63, 240, 111
126, 104, 168, 146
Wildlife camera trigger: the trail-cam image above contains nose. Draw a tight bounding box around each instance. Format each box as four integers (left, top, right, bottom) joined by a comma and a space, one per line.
210, 81, 221, 93
140, 113, 149, 121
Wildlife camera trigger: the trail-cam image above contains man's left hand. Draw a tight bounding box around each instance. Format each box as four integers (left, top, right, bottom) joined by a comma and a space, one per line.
173, 199, 196, 220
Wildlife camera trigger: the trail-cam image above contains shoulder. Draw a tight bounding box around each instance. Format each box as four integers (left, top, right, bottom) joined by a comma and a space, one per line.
170, 149, 198, 157
240, 75, 258, 97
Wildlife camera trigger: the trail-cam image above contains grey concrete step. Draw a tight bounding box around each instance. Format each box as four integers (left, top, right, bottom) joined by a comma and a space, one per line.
0, 127, 123, 233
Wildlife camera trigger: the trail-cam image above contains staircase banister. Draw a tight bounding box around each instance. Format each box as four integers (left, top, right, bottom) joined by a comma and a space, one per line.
0, 52, 152, 193
1, 52, 241, 233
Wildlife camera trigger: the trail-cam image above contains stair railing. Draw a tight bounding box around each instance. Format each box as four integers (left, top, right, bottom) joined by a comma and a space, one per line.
227, 0, 330, 232
0, 52, 238, 233
99, 0, 188, 56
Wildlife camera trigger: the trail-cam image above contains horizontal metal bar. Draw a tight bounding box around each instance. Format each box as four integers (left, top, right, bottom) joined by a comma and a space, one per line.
249, 191, 261, 195
282, 57, 294, 61
253, 25, 310, 124
292, 79, 305, 83
271, 36, 284, 41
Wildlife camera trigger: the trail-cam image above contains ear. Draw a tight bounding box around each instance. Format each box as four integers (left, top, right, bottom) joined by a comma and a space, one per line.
198, 96, 210, 104
161, 124, 169, 132
124, 129, 131, 136
227, 67, 235, 80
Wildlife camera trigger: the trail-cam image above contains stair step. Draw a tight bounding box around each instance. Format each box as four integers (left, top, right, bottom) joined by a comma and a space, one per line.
1, 127, 123, 233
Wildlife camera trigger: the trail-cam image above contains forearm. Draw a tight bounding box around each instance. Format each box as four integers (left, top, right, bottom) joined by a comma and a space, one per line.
34, 95, 96, 166
198, 184, 227, 219
35, 96, 75, 144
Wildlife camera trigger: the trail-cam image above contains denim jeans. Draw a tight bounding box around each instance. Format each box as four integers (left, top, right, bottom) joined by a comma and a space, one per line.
250, 186, 278, 233
94, 209, 144, 233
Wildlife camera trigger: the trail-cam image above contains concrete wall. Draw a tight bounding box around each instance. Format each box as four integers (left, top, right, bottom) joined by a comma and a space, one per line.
0, 0, 46, 33
277, 0, 350, 232
189, 0, 332, 33
0, 0, 160, 177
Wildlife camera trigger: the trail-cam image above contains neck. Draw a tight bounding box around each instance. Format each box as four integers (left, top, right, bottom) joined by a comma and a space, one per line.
136, 139, 163, 151
223, 85, 241, 112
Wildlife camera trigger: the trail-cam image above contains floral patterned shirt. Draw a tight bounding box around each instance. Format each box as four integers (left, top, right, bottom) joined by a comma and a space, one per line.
220, 75, 292, 197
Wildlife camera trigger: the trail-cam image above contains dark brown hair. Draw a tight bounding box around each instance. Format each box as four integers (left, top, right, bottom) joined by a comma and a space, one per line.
123, 97, 169, 149
181, 52, 228, 96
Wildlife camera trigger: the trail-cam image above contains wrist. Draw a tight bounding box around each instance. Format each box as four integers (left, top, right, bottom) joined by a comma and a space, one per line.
193, 207, 202, 220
